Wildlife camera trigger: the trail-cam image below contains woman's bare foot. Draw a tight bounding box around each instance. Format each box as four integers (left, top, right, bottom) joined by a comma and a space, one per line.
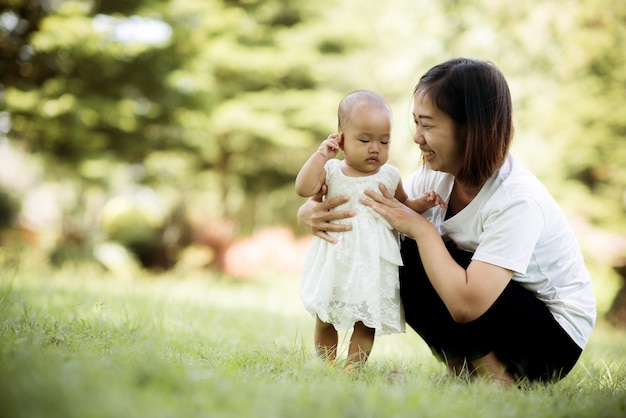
445, 357, 470, 378
470, 351, 514, 388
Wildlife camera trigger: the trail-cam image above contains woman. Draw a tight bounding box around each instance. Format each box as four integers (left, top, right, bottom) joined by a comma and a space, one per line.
297, 58, 596, 386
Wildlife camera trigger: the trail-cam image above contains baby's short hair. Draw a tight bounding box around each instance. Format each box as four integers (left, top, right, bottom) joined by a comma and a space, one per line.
337, 90, 392, 131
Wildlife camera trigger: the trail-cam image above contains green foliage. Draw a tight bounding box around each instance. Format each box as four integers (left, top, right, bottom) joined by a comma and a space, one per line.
0, 266, 625, 418
549, 0, 626, 230
1, 0, 625, 257
1, 0, 357, 229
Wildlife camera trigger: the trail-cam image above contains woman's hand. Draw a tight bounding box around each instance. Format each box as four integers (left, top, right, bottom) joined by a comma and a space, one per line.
360, 184, 427, 238
296, 184, 354, 244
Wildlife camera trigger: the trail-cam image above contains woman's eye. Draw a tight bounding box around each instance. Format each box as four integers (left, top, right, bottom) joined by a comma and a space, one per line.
415, 119, 431, 129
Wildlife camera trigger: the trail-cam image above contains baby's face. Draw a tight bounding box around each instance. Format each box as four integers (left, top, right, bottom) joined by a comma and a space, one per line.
340, 106, 392, 176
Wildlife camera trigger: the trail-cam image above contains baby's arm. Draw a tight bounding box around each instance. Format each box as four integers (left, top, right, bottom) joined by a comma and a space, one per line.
407, 191, 448, 213
395, 179, 447, 214
295, 134, 341, 197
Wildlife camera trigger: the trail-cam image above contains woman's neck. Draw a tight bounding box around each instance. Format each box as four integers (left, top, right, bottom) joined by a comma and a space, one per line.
448, 180, 483, 216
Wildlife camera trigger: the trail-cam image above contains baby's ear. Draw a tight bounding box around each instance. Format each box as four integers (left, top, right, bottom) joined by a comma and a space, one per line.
338, 133, 345, 150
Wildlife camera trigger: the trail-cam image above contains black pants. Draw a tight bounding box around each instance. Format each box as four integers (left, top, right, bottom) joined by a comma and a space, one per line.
399, 237, 582, 383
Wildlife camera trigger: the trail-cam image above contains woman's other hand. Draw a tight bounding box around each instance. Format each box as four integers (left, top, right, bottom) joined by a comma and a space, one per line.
296, 184, 354, 244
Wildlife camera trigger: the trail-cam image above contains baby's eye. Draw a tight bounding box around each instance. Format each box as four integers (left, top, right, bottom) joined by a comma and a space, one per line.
381, 141, 390, 145
358, 139, 370, 143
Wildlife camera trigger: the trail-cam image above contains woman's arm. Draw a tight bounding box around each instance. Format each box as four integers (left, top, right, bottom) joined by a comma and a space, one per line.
297, 185, 354, 244
362, 184, 512, 322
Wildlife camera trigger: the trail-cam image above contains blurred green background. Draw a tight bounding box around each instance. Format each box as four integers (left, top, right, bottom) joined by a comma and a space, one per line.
0, 0, 625, 319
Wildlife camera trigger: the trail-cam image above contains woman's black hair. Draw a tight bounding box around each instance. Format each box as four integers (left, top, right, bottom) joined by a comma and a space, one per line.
414, 58, 514, 188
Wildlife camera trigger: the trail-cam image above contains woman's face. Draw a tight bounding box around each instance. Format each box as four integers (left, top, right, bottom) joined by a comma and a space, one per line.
412, 93, 465, 176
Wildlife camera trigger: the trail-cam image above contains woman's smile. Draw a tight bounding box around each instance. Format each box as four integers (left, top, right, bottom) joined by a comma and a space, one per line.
422, 150, 435, 160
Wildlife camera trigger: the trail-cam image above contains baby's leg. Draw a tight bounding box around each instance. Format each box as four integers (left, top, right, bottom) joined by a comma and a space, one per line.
346, 321, 375, 366
314, 316, 338, 362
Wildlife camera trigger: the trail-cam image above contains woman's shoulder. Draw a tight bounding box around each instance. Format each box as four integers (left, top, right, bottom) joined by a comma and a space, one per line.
495, 155, 551, 198
485, 155, 560, 216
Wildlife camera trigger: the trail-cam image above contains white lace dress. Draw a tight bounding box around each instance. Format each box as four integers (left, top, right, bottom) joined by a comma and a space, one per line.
300, 159, 405, 335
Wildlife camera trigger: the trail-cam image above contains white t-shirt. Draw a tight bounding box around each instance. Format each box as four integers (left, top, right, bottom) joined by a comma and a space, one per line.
405, 154, 596, 349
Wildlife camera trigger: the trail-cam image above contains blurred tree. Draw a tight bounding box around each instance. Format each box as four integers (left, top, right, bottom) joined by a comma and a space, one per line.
0, 0, 377, 266
157, 0, 344, 230
2, 0, 625, 283
1, 0, 185, 165
548, 0, 626, 230
560, 0, 626, 324
0, 0, 190, 267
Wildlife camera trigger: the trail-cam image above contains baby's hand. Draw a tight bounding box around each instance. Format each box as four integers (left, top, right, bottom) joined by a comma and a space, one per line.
316, 134, 342, 160
423, 191, 448, 209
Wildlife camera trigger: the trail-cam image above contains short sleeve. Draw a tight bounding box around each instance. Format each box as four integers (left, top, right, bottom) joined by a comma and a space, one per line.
381, 164, 401, 194
473, 197, 545, 274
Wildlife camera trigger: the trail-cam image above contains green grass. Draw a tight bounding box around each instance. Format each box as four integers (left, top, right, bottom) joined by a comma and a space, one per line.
0, 259, 625, 418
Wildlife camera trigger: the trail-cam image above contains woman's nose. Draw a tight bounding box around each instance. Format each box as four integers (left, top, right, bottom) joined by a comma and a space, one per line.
413, 131, 425, 145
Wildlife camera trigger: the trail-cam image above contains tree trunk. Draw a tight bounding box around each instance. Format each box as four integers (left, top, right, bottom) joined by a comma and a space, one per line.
606, 257, 626, 328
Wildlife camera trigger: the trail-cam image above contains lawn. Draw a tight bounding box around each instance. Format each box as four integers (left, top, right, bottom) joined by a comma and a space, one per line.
1, 258, 625, 418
